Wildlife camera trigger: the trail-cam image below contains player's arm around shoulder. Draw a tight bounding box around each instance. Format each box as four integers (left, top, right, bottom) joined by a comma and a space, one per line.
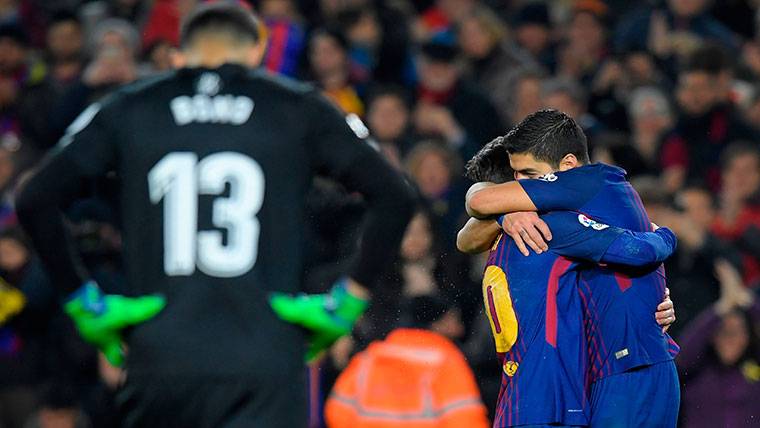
457, 217, 501, 254
465, 181, 537, 219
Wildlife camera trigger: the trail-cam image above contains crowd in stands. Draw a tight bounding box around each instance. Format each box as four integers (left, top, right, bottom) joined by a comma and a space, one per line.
0, 0, 759, 427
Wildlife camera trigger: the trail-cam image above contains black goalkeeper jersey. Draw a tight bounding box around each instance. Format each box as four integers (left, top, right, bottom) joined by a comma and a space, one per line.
17, 64, 414, 378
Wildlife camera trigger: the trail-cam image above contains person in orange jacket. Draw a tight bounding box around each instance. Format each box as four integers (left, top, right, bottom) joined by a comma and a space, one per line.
325, 294, 489, 428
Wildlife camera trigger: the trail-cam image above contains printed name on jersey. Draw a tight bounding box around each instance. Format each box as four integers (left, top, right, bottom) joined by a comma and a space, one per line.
170, 94, 254, 126
537, 172, 558, 182
577, 214, 610, 230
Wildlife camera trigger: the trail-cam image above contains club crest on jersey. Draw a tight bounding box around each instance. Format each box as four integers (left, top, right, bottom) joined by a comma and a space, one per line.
503, 360, 519, 377
197, 72, 221, 95
577, 214, 610, 230
538, 172, 558, 182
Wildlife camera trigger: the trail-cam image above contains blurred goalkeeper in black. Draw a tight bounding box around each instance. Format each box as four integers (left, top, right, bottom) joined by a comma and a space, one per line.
15, 3, 414, 427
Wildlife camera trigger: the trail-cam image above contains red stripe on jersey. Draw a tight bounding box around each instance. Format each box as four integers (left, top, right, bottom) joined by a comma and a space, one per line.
614, 271, 632, 292
487, 286, 502, 333
546, 257, 573, 347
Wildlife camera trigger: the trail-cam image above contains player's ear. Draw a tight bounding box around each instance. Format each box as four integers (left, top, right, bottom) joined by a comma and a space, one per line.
170, 48, 186, 69
246, 42, 267, 68
558, 154, 578, 171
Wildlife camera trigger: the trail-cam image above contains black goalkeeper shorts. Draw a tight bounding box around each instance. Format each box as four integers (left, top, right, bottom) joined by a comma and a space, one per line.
116, 373, 307, 428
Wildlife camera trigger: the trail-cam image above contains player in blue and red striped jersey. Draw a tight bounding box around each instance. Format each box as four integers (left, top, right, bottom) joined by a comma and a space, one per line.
465, 109, 680, 427
459, 138, 677, 427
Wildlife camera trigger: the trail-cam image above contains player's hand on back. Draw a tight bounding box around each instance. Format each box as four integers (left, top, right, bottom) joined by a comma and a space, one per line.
269, 278, 368, 363
64, 281, 166, 367
655, 287, 676, 333
500, 212, 552, 256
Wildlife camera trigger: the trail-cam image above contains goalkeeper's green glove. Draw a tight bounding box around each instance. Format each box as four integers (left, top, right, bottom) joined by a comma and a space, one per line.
269, 279, 368, 363
63, 281, 166, 367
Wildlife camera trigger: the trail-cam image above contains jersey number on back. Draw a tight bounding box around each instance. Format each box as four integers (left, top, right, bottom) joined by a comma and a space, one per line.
148, 152, 265, 278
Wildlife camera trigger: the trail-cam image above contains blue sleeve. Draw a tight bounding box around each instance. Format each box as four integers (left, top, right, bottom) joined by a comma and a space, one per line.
602, 227, 677, 266
543, 212, 678, 266
542, 212, 625, 262
518, 168, 603, 212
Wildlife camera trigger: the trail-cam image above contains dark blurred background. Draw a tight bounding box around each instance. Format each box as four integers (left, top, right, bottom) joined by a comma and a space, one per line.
0, 0, 759, 427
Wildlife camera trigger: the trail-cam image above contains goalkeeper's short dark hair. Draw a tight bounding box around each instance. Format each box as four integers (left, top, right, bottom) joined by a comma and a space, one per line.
180, 3, 263, 48
464, 136, 513, 184
503, 109, 590, 168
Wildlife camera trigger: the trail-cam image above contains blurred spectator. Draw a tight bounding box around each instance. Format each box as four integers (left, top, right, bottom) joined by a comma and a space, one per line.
740, 36, 760, 82
399, 211, 438, 297
325, 294, 488, 428
403, 143, 479, 327
261, 0, 305, 77
337, 7, 382, 86
659, 46, 758, 193
620, 49, 670, 89
141, 0, 197, 48
365, 85, 414, 162
141, 39, 173, 73
0, 0, 19, 27
307, 28, 364, 116
458, 6, 538, 126
615, 0, 740, 64
16, 11, 84, 151
0, 24, 44, 153
79, 0, 150, 29
80, 354, 122, 428
541, 77, 605, 146
404, 142, 465, 244
509, 68, 544, 125
677, 260, 760, 428
23, 382, 91, 428
557, 0, 610, 86
0, 148, 18, 227
0, 227, 58, 428
740, 83, 760, 128
52, 18, 140, 137
640, 179, 741, 336
712, 142, 760, 286
586, 48, 671, 134
512, 2, 555, 73
414, 0, 476, 43
414, 40, 502, 161
627, 86, 674, 174
44, 11, 82, 87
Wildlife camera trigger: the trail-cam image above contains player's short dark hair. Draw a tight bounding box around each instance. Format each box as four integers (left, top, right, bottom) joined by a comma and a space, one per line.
180, 3, 262, 48
503, 109, 590, 168
464, 136, 513, 184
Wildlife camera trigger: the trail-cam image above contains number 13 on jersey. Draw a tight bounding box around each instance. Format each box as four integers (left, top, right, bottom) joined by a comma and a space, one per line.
148, 152, 265, 278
